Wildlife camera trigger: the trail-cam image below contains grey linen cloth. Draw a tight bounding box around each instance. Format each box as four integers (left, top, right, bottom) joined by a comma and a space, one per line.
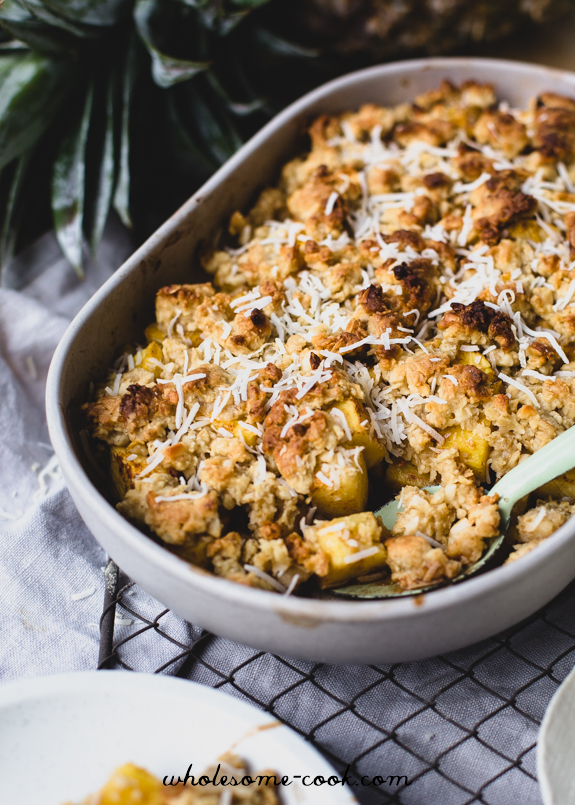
0, 218, 194, 679
1, 220, 573, 804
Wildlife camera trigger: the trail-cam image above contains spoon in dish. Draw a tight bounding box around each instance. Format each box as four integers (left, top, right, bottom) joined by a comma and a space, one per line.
333, 423, 575, 599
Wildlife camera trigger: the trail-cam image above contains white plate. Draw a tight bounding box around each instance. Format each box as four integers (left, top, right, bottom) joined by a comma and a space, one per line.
538, 665, 575, 805
0, 671, 357, 805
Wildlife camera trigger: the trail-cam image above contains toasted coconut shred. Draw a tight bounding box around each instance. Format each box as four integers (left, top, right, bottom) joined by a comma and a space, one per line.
82, 80, 575, 595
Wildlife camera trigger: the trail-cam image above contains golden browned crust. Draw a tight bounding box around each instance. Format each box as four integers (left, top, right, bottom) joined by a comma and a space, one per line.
438, 300, 516, 351
534, 94, 575, 163
473, 110, 528, 159
471, 170, 537, 245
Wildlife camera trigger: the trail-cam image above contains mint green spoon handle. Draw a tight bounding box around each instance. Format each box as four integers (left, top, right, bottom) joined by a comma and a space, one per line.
335, 424, 575, 600
491, 424, 575, 529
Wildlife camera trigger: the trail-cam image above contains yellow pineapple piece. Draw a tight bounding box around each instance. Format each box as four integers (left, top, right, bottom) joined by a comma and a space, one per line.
311, 453, 368, 518
110, 446, 148, 500
186, 331, 205, 348
144, 322, 165, 343
446, 106, 470, 131
507, 219, 546, 242
138, 341, 164, 377
306, 512, 387, 588
171, 535, 213, 569
456, 348, 495, 381
147, 319, 203, 348
237, 422, 260, 448
98, 763, 163, 805
443, 424, 491, 478
212, 419, 260, 448
331, 399, 387, 468
536, 468, 575, 502
385, 460, 430, 494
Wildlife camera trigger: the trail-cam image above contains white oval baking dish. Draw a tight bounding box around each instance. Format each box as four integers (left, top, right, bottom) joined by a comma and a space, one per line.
46, 57, 575, 664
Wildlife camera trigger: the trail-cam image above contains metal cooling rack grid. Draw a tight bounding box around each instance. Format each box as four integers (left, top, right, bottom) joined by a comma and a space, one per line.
98, 560, 575, 805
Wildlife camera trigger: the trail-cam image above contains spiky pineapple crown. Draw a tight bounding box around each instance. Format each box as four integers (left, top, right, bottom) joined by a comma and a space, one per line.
0, 0, 570, 275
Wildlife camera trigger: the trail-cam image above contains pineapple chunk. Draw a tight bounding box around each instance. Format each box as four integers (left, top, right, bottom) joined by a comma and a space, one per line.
443, 424, 490, 478
147, 320, 203, 348
171, 535, 213, 569
456, 348, 495, 381
331, 399, 387, 468
98, 763, 163, 805
144, 322, 165, 343
237, 421, 260, 448
507, 219, 546, 242
138, 341, 163, 377
536, 468, 575, 502
311, 453, 368, 518
306, 512, 387, 588
110, 446, 147, 500
385, 460, 430, 494
212, 419, 259, 448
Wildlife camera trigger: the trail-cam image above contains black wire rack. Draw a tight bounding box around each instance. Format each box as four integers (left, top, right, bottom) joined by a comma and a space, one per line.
97, 560, 575, 804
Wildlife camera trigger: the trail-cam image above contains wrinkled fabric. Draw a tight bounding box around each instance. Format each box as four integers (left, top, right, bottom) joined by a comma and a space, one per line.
1, 219, 572, 804
0, 218, 133, 679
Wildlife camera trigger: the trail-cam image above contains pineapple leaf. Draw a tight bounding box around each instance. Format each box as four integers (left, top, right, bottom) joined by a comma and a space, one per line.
251, 25, 320, 58
0, 0, 81, 56
0, 40, 29, 52
52, 82, 94, 276
19, 0, 100, 38
113, 33, 137, 229
134, 0, 211, 89
0, 50, 72, 172
84, 68, 116, 254
178, 77, 243, 165
35, 0, 131, 27
0, 153, 30, 272
148, 50, 211, 89
173, 0, 251, 36
205, 70, 265, 116
229, 0, 272, 7
166, 90, 218, 173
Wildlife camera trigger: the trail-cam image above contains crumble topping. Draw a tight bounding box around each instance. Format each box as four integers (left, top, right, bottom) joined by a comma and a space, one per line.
83, 80, 575, 594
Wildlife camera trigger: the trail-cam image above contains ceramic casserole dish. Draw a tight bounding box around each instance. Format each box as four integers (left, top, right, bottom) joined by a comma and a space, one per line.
46, 57, 575, 664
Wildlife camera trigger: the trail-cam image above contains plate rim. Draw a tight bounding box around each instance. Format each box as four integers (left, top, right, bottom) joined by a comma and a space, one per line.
537, 664, 575, 805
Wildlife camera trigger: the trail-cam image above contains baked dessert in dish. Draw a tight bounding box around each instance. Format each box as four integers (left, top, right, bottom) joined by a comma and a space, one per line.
64, 755, 280, 804
83, 79, 575, 595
